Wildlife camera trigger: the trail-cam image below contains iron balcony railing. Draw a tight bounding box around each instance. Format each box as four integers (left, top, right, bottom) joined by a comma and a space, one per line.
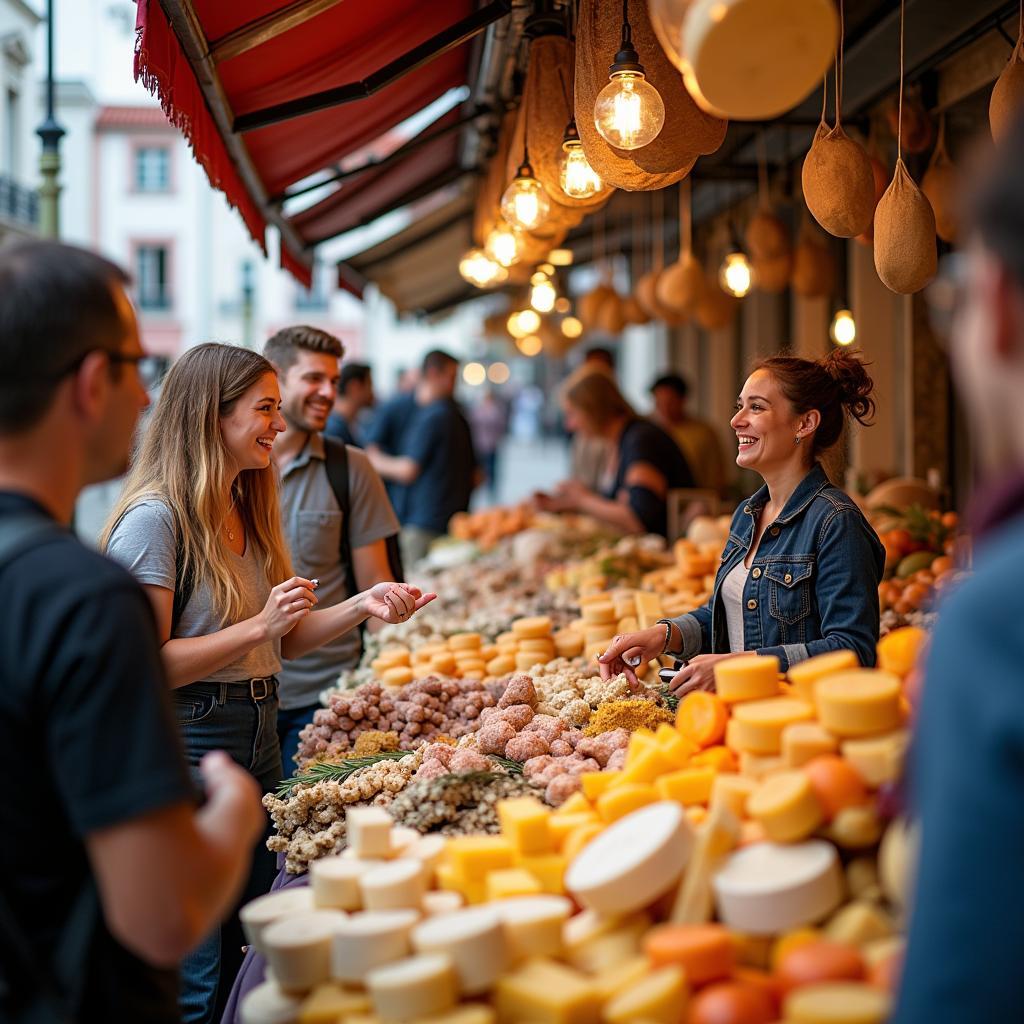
0, 174, 39, 229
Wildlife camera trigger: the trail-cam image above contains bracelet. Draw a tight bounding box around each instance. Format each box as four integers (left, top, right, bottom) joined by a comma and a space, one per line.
658, 619, 673, 657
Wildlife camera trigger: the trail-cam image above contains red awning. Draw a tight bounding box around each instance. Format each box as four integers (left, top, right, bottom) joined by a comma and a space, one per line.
134, 0, 501, 286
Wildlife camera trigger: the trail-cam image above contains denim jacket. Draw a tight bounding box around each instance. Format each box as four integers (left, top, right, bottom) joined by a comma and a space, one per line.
670, 463, 885, 671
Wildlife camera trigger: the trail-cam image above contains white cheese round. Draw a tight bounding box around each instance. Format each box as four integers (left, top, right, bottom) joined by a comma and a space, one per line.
262, 910, 347, 995
330, 909, 420, 984
412, 907, 508, 995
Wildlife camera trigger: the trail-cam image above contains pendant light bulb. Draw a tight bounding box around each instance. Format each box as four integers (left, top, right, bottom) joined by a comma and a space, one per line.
559, 120, 603, 199
593, 5, 665, 151
530, 277, 557, 314
485, 223, 521, 268
459, 248, 507, 288
719, 252, 752, 298
500, 162, 550, 232
830, 309, 857, 346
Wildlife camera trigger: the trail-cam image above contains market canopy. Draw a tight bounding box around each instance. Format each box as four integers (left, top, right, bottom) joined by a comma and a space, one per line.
134, 0, 509, 285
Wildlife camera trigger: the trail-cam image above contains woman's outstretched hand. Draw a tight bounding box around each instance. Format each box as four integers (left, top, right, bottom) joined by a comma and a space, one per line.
664, 653, 737, 697
362, 582, 436, 624
598, 625, 667, 688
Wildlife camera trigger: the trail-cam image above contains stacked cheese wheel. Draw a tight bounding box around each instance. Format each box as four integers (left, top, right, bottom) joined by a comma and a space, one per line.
371, 634, 500, 684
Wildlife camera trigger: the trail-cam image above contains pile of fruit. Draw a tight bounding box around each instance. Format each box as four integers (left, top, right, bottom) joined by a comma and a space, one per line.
875, 506, 969, 629
241, 630, 923, 1024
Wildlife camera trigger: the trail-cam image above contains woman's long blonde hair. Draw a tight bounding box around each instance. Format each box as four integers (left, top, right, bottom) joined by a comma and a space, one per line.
102, 342, 291, 625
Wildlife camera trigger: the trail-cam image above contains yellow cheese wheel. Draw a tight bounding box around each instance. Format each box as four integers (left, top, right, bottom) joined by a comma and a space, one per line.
479, 644, 499, 662
738, 751, 786, 779
782, 722, 840, 768
554, 632, 584, 658
815, 671, 902, 737
430, 654, 457, 675
417, 643, 447, 659
581, 602, 616, 625
583, 624, 616, 646
449, 632, 482, 651
457, 662, 487, 679
709, 774, 758, 819
454, 647, 487, 662
714, 654, 781, 703
518, 637, 556, 654
495, 631, 517, 645
787, 649, 859, 704
728, 698, 815, 755
486, 656, 517, 676
512, 616, 553, 638
585, 642, 609, 662
516, 652, 547, 672
839, 730, 910, 788
747, 771, 824, 843
381, 667, 414, 688
783, 981, 891, 1024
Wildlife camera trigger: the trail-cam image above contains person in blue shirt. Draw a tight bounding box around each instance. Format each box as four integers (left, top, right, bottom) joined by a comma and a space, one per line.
364, 369, 419, 519
893, 115, 1024, 1022
325, 361, 374, 447
369, 350, 478, 565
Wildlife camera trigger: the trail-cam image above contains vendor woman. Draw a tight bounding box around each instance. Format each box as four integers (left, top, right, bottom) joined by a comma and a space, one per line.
536, 370, 695, 537
600, 350, 885, 694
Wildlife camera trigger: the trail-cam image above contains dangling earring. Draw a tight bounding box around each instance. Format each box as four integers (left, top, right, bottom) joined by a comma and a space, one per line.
794, 435, 803, 445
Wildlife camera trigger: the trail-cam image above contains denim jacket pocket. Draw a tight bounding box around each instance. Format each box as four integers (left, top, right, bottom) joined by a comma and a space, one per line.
764, 561, 814, 625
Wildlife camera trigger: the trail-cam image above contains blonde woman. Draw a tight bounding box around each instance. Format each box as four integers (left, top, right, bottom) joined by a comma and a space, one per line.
102, 343, 432, 1024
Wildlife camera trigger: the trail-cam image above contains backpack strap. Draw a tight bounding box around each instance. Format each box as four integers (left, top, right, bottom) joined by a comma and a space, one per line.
322, 437, 359, 600
0, 512, 95, 1023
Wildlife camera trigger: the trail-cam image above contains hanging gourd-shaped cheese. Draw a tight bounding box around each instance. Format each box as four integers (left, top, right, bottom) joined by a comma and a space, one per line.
792, 225, 836, 298
802, 125, 876, 238
657, 251, 706, 314
622, 294, 652, 325
745, 208, 791, 262
596, 287, 628, 334
752, 253, 794, 294
578, 282, 619, 330
854, 153, 888, 247
695, 273, 739, 330
681, 0, 838, 121
921, 128, 960, 244
873, 159, 937, 295
575, 0, 727, 191
990, 36, 1024, 143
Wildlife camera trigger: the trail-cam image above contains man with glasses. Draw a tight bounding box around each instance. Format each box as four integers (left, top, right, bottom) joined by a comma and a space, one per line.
0, 240, 263, 1021
895, 117, 1024, 1020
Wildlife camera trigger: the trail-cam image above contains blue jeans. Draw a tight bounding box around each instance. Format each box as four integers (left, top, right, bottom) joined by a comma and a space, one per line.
277, 701, 321, 775
170, 680, 282, 1024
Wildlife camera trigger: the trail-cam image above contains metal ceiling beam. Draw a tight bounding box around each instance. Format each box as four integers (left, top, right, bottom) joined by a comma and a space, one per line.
232, 0, 513, 133
157, 0, 314, 264
209, 0, 344, 64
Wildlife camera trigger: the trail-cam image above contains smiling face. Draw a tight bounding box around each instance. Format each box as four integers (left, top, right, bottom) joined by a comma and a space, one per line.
730, 369, 816, 477
220, 371, 286, 473
278, 349, 340, 434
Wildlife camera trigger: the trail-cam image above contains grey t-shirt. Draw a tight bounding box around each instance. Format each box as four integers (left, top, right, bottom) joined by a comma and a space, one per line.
278, 435, 399, 709
106, 499, 281, 682
721, 561, 750, 654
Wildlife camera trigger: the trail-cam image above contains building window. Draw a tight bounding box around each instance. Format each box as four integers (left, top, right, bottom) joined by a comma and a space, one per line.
5, 89, 19, 177
134, 146, 170, 192
294, 260, 330, 311
136, 245, 171, 310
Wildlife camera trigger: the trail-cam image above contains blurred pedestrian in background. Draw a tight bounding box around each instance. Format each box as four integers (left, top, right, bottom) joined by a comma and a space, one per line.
326, 361, 375, 447
469, 389, 508, 503
650, 372, 727, 497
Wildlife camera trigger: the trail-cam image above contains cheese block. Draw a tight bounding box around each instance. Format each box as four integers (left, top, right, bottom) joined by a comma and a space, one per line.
815, 671, 902, 738
602, 965, 688, 1024
241, 888, 315, 953
669, 802, 740, 924
747, 771, 823, 842
654, 723, 698, 767
360, 859, 427, 911
330, 910, 419, 984
412, 907, 508, 996
590, 955, 650, 1002
840, 731, 910, 788
656, 767, 716, 806
365, 953, 458, 1022
444, 836, 515, 884
596, 783, 659, 822
419, 1007, 495, 1024
487, 868, 542, 901
580, 771, 619, 801
498, 797, 553, 855
783, 981, 891, 1024
824, 900, 895, 947
786, 649, 859, 704
347, 808, 395, 860
709, 775, 757, 820
493, 957, 601, 1024
517, 853, 566, 895
643, 923, 735, 985
728, 698, 815, 755
297, 983, 371, 1024
713, 655, 781, 703
618, 747, 677, 787
738, 751, 787, 779
712, 840, 843, 935
240, 980, 303, 1024
513, 616, 553, 638
566, 802, 695, 915
782, 722, 840, 768
491, 895, 571, 962
263, 910, 348, 994
312, 856, 374, 912
423, 890, 464, 916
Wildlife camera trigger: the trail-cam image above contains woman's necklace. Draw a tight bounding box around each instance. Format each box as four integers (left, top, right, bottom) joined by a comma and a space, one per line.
224, 496, 238, 543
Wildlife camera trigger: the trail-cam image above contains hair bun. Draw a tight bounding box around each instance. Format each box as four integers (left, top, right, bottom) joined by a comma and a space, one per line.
820, 349, 875, 425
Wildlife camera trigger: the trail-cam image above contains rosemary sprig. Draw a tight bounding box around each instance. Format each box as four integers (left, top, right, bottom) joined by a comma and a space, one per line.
659, 686, 680, 713
276, 751, 411, 798
488, 754, 524, 775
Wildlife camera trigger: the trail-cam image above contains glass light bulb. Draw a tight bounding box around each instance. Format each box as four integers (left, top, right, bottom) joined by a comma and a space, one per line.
561, 315, 583, 339
507, 308, 541, 339
559, 140, 603, 199
462, 362, 487, 386
500, 173, 550, 232
830, 309, 857, 346
488, 362, 510, 384
516, 334, 543, 357
719, 252, 752, 298
530, 279, 557, 314
594, 71, 665, 150
485, 225, 520, 268
459, 248, 506, 288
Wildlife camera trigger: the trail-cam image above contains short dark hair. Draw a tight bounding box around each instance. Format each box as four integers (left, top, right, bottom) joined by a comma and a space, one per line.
263, 324, 344, 372
973, 112, 1024, 289
651, 373, 689, 399
584, 346, 615, 368
422, 349, 458, 374
0, 239, 131, 435
339, 362, 372, 394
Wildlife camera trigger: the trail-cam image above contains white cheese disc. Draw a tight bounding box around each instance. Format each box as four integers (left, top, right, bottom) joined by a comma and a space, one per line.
239, 980, 302, 1024
311, 856, 374, 911
360, 858, 427, 911
330, 909, 420, 984
262, 910, 347, 995
366, 952, 459, 1022
564, 801, 696, 916
412, 907, 508, 995
712, 840, 843, 935
490, 895, 573, 962
239, 888, 315, 954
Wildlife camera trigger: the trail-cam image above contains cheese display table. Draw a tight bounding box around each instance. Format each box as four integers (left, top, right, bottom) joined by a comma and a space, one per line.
224, 510, 936, 1024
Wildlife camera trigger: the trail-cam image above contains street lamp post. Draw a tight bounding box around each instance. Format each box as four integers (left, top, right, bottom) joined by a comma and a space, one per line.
36, 0, 65, 238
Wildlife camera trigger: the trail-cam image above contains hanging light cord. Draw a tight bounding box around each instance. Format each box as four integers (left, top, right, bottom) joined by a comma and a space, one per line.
680, 178, 692, 257
897, 0, 904, 162
621, 0, 632, 49
834, 0, 845, 127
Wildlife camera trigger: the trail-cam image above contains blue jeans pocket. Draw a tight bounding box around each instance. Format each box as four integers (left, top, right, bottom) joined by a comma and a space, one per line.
170, 691, 218, 725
